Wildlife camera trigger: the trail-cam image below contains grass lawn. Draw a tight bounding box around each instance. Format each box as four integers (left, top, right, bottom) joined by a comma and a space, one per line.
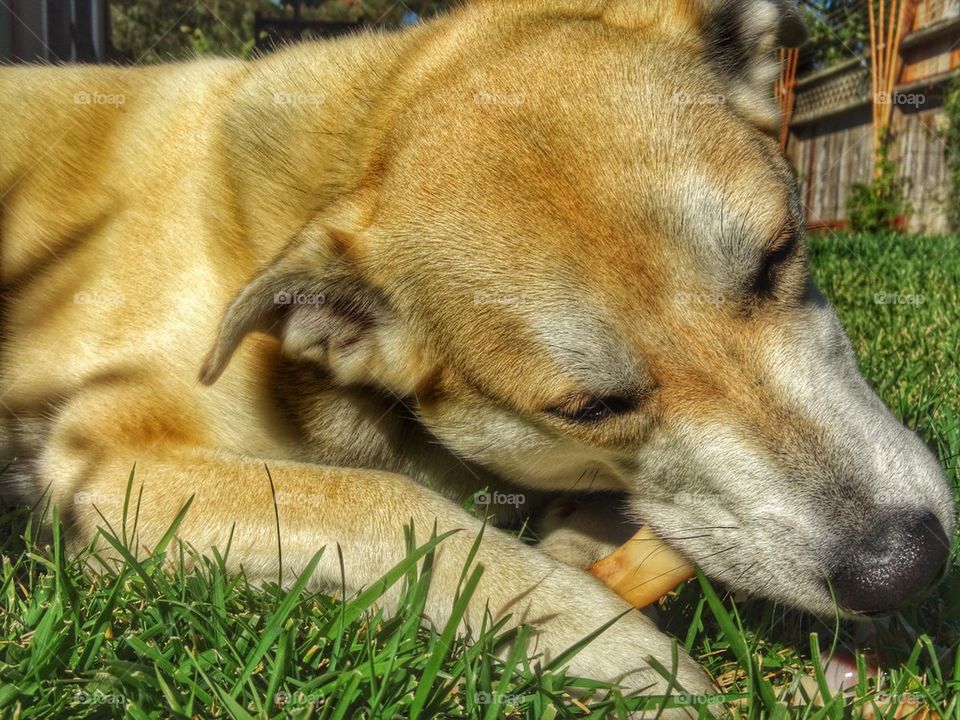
1, 232, 958, 718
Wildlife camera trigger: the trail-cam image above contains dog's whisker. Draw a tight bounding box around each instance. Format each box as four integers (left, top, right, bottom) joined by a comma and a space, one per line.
734, 561, 758, 584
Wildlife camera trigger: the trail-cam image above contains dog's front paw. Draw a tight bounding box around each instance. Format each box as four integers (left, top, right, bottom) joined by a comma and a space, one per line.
566, 611, 715, 716
512, 569, 716, 717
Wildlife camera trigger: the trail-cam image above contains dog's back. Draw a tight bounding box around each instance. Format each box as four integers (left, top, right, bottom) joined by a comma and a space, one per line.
1, 62, 240, 487
0, 36, 413, 493
1, 4, 952, 711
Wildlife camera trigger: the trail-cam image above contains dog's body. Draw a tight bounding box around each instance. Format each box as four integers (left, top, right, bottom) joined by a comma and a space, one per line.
1, 0, 954, 709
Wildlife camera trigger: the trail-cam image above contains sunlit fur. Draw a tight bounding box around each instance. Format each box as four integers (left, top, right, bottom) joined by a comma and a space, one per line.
1, 1, 951, 713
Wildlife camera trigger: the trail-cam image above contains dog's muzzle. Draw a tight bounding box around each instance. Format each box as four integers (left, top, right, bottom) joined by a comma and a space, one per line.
828, 510, 950, 614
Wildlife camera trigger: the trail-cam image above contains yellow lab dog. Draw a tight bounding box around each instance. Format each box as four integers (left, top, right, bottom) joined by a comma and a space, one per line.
0, 0, 953, 712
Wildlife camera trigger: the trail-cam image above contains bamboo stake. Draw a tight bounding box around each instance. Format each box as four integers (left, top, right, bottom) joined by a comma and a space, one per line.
879, 0, 890, 147
885, 0, 897, 78
868, 0, 879, 159
882, 0, 900, 131
777, 47, 800, 152
879, 0, 886, 78
868, 0, 915, 177
888, 0, 906, 98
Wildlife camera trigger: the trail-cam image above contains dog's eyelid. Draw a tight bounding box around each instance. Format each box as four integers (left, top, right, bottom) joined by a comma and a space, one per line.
751, 225, 801, 298
763, 219, 800, 256
546, 392, 638, 423
765, 237, 798, 269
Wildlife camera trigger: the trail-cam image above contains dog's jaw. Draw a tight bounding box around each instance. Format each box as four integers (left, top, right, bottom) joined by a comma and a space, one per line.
621, 293, 955, 616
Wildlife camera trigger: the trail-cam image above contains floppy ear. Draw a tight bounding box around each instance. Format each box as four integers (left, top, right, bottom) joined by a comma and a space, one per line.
702, 0, 807, 129
200, 222, 433, 394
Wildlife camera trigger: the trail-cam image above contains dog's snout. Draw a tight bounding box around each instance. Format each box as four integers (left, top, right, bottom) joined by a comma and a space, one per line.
830, 510, 949, 614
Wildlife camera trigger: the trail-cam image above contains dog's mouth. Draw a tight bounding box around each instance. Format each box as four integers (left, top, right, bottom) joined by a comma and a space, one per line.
590, 511, 952, 616
587, 526, 694, 608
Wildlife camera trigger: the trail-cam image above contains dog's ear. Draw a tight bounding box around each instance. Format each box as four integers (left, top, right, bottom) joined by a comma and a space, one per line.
200, 222, 433, 393
700, 0, 807, 129
598, 0, 806, 129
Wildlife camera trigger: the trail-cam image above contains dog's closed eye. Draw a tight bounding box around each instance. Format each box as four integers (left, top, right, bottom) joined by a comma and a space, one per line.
547, 393, 636, 423
752, 231, 800, 298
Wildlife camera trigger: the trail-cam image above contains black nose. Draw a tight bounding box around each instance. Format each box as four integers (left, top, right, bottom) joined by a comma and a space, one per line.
829, 511, 950, 614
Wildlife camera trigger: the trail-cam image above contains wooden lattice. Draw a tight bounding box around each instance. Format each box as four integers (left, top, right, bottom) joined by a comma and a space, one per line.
791, 61, 872, 124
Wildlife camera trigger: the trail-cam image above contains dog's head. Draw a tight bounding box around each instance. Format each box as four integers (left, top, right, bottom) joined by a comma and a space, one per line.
204, 0, 955, 616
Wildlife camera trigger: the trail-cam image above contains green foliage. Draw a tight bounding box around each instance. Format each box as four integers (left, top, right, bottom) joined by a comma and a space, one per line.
110, 0, 265, 62
807, 233, 960, 433
847, 135, 912, 232
293, 0, 455, 24
801, 0, 867, 69
0, 497, 728, 718
108, 1, 458, 63
942, 75, 960, 232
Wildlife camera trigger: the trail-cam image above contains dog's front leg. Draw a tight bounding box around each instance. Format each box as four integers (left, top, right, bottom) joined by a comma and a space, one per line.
51, 447, 713, 710
538, 493, 642, 569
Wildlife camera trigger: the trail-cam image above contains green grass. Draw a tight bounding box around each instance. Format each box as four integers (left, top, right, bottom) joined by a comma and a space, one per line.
1, 232, 958, 718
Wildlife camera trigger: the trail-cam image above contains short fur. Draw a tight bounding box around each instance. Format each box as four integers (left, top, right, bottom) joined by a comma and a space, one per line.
0, 0, 953, 712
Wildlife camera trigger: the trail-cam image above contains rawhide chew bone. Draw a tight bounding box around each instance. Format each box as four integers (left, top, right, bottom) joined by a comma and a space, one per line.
586, 526, 695, 608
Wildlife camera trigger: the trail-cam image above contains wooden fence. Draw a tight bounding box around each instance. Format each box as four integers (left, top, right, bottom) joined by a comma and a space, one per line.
787, 1, 960, 233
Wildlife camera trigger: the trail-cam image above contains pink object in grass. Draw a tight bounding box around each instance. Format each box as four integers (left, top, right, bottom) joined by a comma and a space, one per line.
820, 648, 877, 692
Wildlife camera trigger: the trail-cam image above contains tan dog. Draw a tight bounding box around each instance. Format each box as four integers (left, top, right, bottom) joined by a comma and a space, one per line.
1, 0, 954, 712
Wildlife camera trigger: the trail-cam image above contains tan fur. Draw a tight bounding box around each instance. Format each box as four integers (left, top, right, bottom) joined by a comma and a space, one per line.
2, 1, 952, 715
